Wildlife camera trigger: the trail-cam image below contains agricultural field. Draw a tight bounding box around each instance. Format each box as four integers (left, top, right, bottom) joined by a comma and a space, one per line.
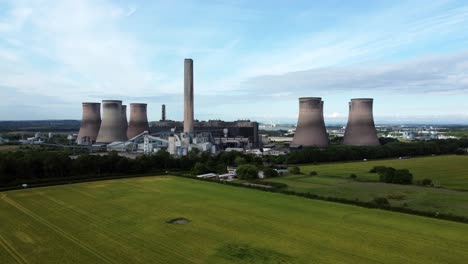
0, 145, 20, 153
264, 155, 468, 217
298, 155, 468, 190
1, 176, 468, 263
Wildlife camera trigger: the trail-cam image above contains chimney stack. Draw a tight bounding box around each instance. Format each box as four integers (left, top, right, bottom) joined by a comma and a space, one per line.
184, 58, 194, 133
162, 104, 166, 121
96, 100, 127, 143
77, 102, 101, 144
292, 97, 328, 147
127, 103, 149, 138
343, 98, 380, 146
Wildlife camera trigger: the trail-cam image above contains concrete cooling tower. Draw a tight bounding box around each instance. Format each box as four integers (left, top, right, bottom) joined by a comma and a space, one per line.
77, 102, 101, 144
127, 103, 149, 138
292, 97, 329, 148
343, 98, 380, 146
96, 100, 128, 143
184, 58, 194, 133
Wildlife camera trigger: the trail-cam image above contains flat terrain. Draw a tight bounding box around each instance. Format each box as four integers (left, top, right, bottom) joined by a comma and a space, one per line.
264, 155, 468, 217
1, 176, 468, 263
299, 155, 468, 190
0, 145, 20, 152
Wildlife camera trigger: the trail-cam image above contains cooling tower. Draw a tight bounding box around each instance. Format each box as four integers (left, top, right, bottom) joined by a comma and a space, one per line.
127, 103, 149, 138
96, 100, 128, 143
343, 98, 380, 146
77, 102, 101, 144
292, 97, 329, 147
184, 58, 194, 133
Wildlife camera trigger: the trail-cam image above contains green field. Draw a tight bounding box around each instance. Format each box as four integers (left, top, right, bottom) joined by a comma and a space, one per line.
263, 155, 468, 217
299, 155, 468, 190
1, 176, 468, 263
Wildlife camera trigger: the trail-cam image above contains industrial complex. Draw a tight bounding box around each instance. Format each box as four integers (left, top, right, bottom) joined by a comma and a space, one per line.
72, 58, 381, 156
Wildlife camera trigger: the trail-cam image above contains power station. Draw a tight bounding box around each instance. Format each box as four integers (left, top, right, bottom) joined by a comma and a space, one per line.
77, 102, 101, 145
96, 100, 128, 143
291, 97, 328, 148
76, 58, 381, 154
127, 103, 149, 139
343, 98, 380, 146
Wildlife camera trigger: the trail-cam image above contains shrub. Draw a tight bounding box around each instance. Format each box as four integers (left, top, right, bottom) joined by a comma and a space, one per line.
373, 197, 390, 206
369, 166, 387, 173
349, 173, 357, 179
455, 148, 466, 155
288, 166, 301, 174
309, 171, 318, 176
236, 164, 258, 180
263, 168, 279, 178
377, 166, 413, 184
415, 178, 433, 186
387, 194, 406, 200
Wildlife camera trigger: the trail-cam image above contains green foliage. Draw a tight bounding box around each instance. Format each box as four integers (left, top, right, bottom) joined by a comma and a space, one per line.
309, 171, 318, 176
262, 168, 278, 178
236, 164, 258, 180
377, 167, 413, 184
349, 173, 357, 179
415, 178, 433, 186
373, 197, 390, 206
288, 166, 301, 174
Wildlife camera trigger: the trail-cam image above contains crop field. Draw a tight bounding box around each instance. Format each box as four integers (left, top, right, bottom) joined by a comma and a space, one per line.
299, 155, 468, 190
1, 176, 468, 263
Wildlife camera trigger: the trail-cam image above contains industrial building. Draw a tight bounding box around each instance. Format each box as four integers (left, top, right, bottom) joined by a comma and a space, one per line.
77, 102, 101, 145
291, 97, 328, 148
343, 98, 380, 146
75, 58, 257, 156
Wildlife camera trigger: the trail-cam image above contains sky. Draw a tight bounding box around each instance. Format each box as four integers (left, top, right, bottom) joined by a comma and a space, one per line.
1, 0, 468, 124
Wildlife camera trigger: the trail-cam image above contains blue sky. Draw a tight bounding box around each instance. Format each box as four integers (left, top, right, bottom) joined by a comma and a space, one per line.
1, 0, 468, 124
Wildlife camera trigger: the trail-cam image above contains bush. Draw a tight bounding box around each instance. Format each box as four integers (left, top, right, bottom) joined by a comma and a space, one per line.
455, 148, 466, 155
349, 173, 357, 179
369, 166, 388, 173
263, 168, 279, 178
415, 178, 433, 186
288, 166, 301, 174
373, 197, 390, 206
387, 194, 406, 200
377, 166, 413, 184
309, 171, 318, 176
236, 164, 258, 180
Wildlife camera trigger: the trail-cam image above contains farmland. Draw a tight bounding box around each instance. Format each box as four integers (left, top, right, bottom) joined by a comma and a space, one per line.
298, 155, 468, 190
264, 155, 468, 217
1, 176, 468, 263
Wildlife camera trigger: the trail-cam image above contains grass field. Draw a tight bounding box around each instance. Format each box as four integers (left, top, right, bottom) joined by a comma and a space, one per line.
1, 176, 468, 263
299, 155, 468, 190
0, 145, 20, 152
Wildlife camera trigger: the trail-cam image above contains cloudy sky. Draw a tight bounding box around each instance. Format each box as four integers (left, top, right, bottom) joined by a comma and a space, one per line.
1, 0, 468, 124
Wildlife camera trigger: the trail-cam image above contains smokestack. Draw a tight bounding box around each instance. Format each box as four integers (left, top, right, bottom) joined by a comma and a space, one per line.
162, 104, 166, 121
343, 98, 380, 146
122, 105, 128, 139
96, 100, 127, 143
77, 102, 101, 144
184, 58, 194, 133
292, 97, 328, 147
127, 103, 149, 138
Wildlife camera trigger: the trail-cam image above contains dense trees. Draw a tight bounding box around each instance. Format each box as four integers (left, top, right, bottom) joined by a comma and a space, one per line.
236, 165, 258, 180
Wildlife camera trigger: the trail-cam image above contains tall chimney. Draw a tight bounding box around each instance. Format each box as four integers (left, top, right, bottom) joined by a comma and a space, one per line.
292, 97, 328, 147
127, 103, 149, 138
184, 58, 194, 133
77, 102, 101, 144
162, 104, 166, 121
122, 105, 128, 140
96, 100, 127, 143
343, 98, 380, 146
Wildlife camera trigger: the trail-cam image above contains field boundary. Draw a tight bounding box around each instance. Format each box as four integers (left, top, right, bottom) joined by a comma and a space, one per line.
176, 175, 468, 224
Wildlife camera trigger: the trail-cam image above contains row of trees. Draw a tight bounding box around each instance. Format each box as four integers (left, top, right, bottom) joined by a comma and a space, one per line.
269, 139, 468, 165
0, 148, 261, 186
1, 138, 466, 187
